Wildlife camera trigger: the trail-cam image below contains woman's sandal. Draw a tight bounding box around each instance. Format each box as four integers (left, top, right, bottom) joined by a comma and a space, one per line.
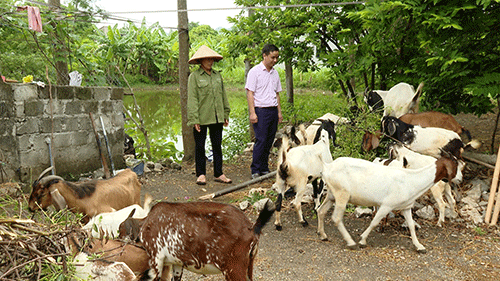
196, 175, 206, 185
214, 175, 232, 184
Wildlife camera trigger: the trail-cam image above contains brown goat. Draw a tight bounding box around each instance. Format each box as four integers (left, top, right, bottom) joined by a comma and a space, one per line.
399, 111, 472, 140
29, 167, 141, 222
119, 200, 275, 281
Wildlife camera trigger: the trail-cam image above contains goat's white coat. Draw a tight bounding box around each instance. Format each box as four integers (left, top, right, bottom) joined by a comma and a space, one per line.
318, 155, 462, 252
401, 126, 462, 158
298, 113, 347, 145
388, 145, 463, 226
72, 252, 136, 281
83, 204, 150, 238
274, 130, 332, 228
382, 82, 421, 118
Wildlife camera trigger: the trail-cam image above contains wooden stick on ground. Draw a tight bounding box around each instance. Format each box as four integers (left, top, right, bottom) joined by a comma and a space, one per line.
89, 112, 111, 179
199, 171, 277, 200
462, 155, 495, 170
491, 190, 500, 225
485, 144, 500, 224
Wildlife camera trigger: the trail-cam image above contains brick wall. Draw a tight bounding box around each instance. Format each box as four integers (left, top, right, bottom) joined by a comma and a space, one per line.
0, 81, 125, 185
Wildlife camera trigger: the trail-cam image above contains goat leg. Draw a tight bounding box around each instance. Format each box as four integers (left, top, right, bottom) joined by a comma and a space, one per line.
274, 193, 283, 231
293, 184, 309, 227
316, 196, 335, 241
401, 208, 426, 253
359, 205, 393, 248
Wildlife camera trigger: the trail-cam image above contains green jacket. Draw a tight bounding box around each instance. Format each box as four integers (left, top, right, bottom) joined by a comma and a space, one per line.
187, 67, 230, 126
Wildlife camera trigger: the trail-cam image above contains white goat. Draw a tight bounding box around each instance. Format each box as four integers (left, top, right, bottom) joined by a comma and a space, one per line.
379, 144, 461, 226
274, 129, 333, 230
317, 151, 463, 253
83, 194, 153, 238
72, 252, 136, 281
364, 82, 423, 118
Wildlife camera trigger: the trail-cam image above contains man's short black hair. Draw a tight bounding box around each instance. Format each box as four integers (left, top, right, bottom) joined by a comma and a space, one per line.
262, 44, 279, 55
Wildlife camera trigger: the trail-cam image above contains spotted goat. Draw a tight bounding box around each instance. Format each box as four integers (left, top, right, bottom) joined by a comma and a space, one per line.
118, 200, 275, 281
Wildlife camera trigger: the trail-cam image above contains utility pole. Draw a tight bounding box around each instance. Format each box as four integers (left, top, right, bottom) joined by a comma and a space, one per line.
178, 0, 194, 162
48, 0, 69, 85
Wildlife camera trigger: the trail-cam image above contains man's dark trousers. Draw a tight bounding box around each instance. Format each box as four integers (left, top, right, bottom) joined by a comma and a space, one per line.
251, 107, 278, 175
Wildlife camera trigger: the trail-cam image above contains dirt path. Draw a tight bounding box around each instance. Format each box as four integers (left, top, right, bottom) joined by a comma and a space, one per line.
138, 113, 500, 280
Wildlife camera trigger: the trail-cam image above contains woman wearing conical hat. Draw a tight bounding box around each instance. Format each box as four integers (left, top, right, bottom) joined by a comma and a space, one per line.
187, 45, 232, 185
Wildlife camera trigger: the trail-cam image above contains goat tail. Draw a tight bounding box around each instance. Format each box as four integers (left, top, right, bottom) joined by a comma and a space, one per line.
415, 81, 424, 96
466, 138, 482, 150
253, 199, 276, 235
277, 136, 290, 179
298, 124, 307, 144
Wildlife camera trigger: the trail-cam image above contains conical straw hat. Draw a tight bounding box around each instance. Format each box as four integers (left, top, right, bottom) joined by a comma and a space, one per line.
188, 45, 223, 64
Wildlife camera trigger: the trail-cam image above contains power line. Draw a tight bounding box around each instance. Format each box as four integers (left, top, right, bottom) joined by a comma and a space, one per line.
108, 1, 365, 15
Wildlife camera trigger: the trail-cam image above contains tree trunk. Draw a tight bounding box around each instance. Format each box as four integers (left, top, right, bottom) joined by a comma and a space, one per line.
48, 0, 68, 85
285, 60, 294, 105
245, 7, 256, 142
245, 59, 256, 142
178, 0, 194, 163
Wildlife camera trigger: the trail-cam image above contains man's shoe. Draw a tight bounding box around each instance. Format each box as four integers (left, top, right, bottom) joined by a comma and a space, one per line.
251, 173, 260, 179
260, 171, 270, 176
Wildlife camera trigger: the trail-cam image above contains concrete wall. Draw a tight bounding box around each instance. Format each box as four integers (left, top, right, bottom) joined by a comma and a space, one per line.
0, 81, 125, 184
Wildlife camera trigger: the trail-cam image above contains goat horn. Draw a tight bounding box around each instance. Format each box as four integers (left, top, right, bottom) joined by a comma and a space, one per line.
37, 166, 54, 181
38, 175, 65, 186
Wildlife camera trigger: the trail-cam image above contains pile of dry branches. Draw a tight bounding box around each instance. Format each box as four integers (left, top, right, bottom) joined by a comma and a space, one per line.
0, 183, 82, 280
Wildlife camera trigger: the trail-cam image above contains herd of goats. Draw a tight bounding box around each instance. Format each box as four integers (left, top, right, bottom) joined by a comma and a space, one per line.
26, 82, 481, 280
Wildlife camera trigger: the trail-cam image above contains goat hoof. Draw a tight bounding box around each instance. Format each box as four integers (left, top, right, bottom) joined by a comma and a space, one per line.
347, 244, 358, 250
358, 243, 367, 249
301, 221, 309, 227
320, 237, 328, 242
417, 248, 427, 254
275, 225, 282, 231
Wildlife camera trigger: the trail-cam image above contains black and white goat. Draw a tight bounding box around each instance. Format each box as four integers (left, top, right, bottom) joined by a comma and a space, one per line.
364, 82, 424, 118
381, 116, 480, 159
362, 111, 480, 151
296, 113, 347, 146
274, 129, 333, 230
317, 150, 463, 253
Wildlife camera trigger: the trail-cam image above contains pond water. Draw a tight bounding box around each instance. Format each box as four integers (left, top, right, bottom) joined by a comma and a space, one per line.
123, 87, 184, 155
123, 87, 248, 160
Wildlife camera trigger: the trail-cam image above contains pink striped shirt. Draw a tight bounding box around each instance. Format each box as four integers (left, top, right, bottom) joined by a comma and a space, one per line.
245, 62, 282, 107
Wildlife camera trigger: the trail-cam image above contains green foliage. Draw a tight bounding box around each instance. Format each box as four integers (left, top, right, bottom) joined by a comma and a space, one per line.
243, 189, 278, 205
474, 226, 487, 236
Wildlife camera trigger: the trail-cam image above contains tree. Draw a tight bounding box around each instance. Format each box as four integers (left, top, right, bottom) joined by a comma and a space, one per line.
352, 0, 500, 115
178, 0, 194, 163
226, 0, 500, 118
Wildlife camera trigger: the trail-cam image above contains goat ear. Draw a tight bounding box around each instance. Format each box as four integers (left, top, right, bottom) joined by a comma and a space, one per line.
48, 187, 67, 211
387, 121, 397, 136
